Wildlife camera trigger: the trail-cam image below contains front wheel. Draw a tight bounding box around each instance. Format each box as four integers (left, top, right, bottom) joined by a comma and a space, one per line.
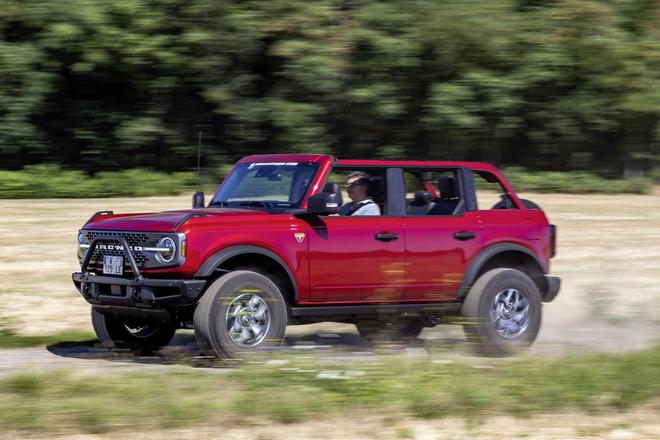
193, 270, 287, 360
461, 268, 542, 356
91, 307, 176, 353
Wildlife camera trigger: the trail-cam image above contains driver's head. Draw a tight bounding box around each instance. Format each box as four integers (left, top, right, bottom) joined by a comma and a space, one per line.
345, 172, 370, 202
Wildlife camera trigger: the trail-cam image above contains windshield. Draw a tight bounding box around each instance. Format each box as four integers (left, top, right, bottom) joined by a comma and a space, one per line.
210, 162, 320, 209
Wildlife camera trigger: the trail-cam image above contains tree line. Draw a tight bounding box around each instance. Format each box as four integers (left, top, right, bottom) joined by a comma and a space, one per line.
1, 0, 659, 177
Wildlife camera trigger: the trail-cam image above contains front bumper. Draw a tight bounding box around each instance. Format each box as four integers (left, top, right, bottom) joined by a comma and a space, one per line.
74, 233, 204, 306
73, 272, 206, 321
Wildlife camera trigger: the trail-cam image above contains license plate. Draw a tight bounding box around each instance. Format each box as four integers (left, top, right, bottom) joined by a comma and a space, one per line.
103, 256, 123, 275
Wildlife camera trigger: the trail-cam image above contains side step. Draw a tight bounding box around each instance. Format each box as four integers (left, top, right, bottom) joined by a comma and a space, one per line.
290, 302, 461, 318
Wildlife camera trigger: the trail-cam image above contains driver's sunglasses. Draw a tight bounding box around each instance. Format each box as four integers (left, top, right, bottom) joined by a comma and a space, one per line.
344, 181, 366, 189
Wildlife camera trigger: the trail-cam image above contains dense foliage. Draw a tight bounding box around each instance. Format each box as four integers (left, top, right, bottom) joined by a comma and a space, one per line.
1, 0, 659, 176
0, 165, 648, 198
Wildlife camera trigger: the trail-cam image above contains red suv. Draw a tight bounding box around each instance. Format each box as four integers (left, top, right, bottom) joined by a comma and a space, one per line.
73, 154, 560, 358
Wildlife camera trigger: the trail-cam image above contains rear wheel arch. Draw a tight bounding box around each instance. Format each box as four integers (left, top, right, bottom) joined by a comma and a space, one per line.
459, 244, 547, 301
195, 245, 298, 305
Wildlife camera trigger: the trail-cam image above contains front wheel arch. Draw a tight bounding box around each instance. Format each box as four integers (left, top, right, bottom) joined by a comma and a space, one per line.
195, 245, 298, 304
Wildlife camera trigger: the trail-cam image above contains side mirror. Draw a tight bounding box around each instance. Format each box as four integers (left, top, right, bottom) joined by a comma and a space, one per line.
307, 192, 340, 215
192, 191, 205, 209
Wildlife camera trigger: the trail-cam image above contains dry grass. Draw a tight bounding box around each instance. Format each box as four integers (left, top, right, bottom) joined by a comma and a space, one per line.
0, 192, 658, 352
3, 405, 660, 439
0, 194, 659, 439
518, 190, 660, 353
0, 197, 186, 335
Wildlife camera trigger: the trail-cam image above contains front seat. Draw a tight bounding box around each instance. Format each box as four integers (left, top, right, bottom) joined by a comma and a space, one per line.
367, 176, 386, 214
428, 176, 460, 215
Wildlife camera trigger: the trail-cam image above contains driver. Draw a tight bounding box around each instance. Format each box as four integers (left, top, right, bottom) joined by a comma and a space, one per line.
338, 172, 381, 216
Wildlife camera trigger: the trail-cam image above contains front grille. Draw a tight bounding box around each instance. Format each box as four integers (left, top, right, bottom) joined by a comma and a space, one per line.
85, 231, 150, 268
85, 231, 149, 246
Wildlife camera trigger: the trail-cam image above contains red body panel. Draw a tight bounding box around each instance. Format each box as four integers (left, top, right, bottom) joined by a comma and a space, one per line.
306, 216, 405, 302
403, 212, 482, 301
476, 209, 551, 272
85, 209, 262, 232
79, 154, 554, 305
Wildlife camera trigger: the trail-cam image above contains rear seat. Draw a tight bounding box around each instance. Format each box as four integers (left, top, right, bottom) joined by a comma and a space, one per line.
407, 191, 435, 215
428, 176, 460, 215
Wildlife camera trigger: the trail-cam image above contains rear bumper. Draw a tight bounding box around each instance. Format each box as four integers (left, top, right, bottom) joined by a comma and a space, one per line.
72, 272, 206, 310
542, 276, 561, 302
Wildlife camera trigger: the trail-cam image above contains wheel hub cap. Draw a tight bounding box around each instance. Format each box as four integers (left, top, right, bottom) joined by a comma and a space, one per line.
226, 293, 270, 348
490, 288, 529, 339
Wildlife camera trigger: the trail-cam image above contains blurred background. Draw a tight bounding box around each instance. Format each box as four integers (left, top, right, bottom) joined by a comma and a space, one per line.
1, 1, 660, 438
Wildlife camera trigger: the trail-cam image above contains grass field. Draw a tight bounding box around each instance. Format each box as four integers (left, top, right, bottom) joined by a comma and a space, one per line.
0, 345, 658, 437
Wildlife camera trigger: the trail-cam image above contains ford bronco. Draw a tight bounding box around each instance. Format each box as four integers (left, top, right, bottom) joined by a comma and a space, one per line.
73, 154, 560, 358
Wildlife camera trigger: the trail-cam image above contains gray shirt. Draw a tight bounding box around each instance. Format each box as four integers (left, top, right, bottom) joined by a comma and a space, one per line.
338, 198, 381, 216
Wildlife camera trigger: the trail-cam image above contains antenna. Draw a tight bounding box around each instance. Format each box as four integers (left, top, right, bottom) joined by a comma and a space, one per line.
196, 131, 202, 192
192, 131, 205, 209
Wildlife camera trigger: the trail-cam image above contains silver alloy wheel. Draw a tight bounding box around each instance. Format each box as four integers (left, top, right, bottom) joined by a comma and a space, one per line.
225, 292, 271, 348
490, 288, 529, 339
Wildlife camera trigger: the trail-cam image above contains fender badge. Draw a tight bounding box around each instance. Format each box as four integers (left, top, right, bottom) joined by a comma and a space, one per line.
294, 232, 306, 243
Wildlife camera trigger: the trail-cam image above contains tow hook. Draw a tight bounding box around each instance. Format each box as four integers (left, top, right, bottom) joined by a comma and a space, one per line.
82, 283, 91, 298
130, 286, 141, 302
137, 288, 156, 303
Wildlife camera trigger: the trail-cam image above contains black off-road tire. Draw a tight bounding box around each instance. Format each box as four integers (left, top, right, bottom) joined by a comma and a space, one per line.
91, 307, 176, 354
461, 268, 542, 356
193, 270, 287, 360
356, 317, 425, 343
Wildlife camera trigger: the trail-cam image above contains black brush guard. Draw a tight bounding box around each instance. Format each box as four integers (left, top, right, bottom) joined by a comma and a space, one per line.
72, 236, 206, 320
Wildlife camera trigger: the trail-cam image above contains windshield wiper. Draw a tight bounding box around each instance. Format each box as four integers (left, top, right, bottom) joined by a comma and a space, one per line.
238, 201, 274, 208
208, 201, 230, 207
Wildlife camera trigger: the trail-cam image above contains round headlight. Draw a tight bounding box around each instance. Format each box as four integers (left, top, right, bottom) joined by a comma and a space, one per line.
77, 232, 86, 258
155, 237, 176, 263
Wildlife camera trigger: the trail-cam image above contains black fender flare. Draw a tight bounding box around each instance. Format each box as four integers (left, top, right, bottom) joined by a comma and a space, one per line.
194, 245, 298, 301
458, 243, 547, 300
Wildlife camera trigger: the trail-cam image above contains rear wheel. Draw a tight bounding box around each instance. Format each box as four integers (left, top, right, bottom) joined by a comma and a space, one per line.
193, 270, 287, 360
461, 268, 541, 356
91, 307, 176, 353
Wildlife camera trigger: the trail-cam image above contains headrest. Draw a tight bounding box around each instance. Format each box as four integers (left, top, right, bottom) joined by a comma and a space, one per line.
414, 191, 433, 204
367, 176, 385, 198
438, 176, 457, 200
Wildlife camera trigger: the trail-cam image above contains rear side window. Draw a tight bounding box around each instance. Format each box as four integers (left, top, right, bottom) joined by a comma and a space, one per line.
403, 169, 462, 216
